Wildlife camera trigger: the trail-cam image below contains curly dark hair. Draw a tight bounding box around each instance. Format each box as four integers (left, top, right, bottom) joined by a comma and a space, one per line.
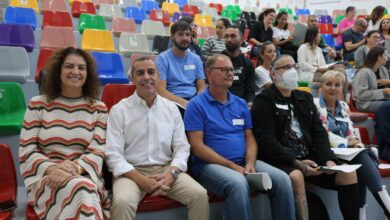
42, 47, 100, 103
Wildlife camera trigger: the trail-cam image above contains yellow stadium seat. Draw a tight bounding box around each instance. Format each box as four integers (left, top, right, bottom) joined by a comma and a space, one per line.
383, 14, 390, 20
69, 0, 92, 6
194, 14, 213, 27
296, 87, 312, 93
81, 29, 115, 52
162, 2, 179, 17
9, 0, 39, 12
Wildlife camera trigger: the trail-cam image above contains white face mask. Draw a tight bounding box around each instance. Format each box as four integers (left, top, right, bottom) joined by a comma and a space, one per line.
275, 68, 298, 90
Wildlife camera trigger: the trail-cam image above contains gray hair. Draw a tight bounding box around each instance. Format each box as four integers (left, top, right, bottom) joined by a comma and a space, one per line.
320, 70, 346, 84
205, 54, 232, 69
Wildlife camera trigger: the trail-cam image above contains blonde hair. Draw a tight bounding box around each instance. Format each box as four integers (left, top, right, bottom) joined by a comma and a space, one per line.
320, 70, 346, 84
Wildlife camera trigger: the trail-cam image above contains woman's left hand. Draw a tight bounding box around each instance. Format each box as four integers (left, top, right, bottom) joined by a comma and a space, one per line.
377, 79, 390, 87
57, 160, 79, 176
46, 168, 73, 189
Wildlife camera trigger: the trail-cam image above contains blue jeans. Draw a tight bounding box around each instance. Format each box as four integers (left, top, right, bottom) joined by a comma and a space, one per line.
352, 150, 383, 207
194, 160, 295, 220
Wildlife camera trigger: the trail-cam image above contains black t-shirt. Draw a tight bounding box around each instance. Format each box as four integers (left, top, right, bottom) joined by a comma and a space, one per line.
222, 51, 255, 102
249, 21, 273, 44
342, 28, 364, 61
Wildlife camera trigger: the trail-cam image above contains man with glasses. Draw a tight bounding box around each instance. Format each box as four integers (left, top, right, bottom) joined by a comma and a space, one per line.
184, 54, 296, 220
251, 55, 361, 220
307, 15, 337, 61
342, 18, 368, 61
222, 25, 255, 107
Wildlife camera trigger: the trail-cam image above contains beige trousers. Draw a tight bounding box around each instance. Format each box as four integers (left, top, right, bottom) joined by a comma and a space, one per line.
110, 165, 209, 220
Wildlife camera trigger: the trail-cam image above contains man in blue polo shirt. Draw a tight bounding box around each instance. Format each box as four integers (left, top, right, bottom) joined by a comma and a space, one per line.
156, 21, 206, 108
184, 54, 296, 220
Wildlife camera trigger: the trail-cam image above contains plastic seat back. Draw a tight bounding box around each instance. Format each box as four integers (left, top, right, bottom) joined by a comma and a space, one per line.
196, 26, 216, 39
82, 29, 115, 52
141, 20, 166, 39
141, 0, 159, 14
69, 0, 91, 6
353, 126, 370, 145
4, 6, 37, 30
162, 2, 179, 16
9, 0, 38, 12
91, 52, 128, 85
209, 3, 222, 14
173, 0, 187, 9
322, 34, 335, 47
0, 144, 17, 207
149, 9, 171, 26
314, 9, 328, 16
42, 11, 73, 29
152, 35, 170, 55
182, 4, 198, 17
296, 8, 310, 16
99, 4, 122, 20
201, 6, 218, 20
35, 48, 56, 83
71, 1, 96, 18
318, 15, 332, 24
221, 8, 238, 22
0, 83, 26, 134
41, 26, 76, 49
194, 14, 213, 27
125, 6, 146, 24
41, 0, 68, 13
93, 0, 115, 8
102, 84, 136, 111
171, 11, 190, 23
111, 17, 136, 36
0, 23, 35, 52
78, 13, 106, 33
318, 23, 334, 34
119, 32, 153, 56
0, 46, 29, 84
118, 0, 138, 10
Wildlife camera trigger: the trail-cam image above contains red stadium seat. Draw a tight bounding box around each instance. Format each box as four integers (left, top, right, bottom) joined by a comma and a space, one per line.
35, 48, 56, 83
42, 11, 73, 29
353, 126, 370, 145
137, 196, 183, 212
379, 160, 390, 177
318, 23, 334, 34
0, 144, 17, 220
149, 9, 171, 26
71, 1, 96, 18
348, 90, 376, 119
209, 3, 222, 15
182, 4, 199, 17
101, 84, 136, 111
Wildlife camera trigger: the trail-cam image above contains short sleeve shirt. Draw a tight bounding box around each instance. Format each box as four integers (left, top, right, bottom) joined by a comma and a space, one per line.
184, 88, 252, 174
342, 28, 364, 61
156, 48, 205, 99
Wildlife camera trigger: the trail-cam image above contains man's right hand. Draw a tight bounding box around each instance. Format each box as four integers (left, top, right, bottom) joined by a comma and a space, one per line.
229, 163, 246, 174
136, 175, 162, 194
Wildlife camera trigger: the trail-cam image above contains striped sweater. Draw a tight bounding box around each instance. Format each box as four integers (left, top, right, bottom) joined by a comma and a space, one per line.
19, 95, 110, 219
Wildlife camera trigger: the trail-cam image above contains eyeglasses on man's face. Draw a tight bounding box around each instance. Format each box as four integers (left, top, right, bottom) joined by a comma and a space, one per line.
274, 63, 299, 71
209, 66, 235, 75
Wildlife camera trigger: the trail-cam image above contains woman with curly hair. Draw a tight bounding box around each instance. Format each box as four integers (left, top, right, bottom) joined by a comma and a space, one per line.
366, 5, 386, 33
19, 47, 110, 219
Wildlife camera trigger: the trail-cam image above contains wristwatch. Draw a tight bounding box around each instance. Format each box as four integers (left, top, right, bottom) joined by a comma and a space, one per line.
170, 169, 179, 180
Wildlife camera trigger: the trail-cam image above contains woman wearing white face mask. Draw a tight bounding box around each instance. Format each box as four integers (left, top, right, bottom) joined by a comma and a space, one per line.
252, 55, 361, 220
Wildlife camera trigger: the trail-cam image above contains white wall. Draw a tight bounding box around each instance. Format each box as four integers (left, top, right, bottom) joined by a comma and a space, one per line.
305, 0, 390, 15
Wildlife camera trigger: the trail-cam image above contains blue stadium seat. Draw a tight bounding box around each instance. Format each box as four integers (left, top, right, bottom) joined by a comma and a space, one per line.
91, 51, 128, 85
4, 6, 37, 30
125, 7, 147, 24
173, 0, 187, 9
322, 34, 335, 48
141, 0, 159, 14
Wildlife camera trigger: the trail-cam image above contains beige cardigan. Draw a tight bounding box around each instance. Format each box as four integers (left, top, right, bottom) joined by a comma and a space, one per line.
297, 43, 326, 82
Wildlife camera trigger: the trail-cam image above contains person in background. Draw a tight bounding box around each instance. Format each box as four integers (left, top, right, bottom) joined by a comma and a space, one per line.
342, 18, 367, 62
249, 8, 276, 58
202, 18, 231, 61
352, 46, 390, 113
354, 30, 381, 69
337, 6, 356, 46
156, 21, 206, 109
366, 6, 386, 32
254, 41, 277, 95
252, 54, 361, 220
307, 15, 337, 62
272, 11, 298, 61
19, 47, 110, 219
379, 18, 390, 45
222, 26, 255, 107
106, 57, 209, 220
184, 54, 296, 220
314, 70, 390, 220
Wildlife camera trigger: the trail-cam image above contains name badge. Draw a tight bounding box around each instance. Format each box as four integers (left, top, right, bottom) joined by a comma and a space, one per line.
232, 119, 245, 125
275, 104, 289, 110
233, 75, 239, 80
335, 117, 349, 123
184, 65, 195, 70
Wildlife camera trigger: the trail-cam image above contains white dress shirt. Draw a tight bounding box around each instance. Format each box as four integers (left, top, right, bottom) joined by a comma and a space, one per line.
105, 92, 190, 177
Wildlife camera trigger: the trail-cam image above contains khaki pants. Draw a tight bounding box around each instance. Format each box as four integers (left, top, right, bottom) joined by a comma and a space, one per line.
110, 165, 209, 220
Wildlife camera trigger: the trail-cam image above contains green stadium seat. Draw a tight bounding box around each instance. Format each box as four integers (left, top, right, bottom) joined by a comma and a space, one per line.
78, 13, 106, 33
0, 82, 26, 135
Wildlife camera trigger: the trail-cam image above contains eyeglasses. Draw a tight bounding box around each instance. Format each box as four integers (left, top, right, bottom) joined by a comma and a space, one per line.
274, 63, 299, 71
209, 67, 234, 75
310, 20, 318, 22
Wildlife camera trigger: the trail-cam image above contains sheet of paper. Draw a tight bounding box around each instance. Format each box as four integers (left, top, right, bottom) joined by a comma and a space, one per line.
331, 148, 366, 161
379, 163, 390, 169
321, 164, 361, 173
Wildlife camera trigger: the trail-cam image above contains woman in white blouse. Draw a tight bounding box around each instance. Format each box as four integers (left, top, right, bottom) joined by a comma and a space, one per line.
254, 41, 277, 95
272, 12, 298, 61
